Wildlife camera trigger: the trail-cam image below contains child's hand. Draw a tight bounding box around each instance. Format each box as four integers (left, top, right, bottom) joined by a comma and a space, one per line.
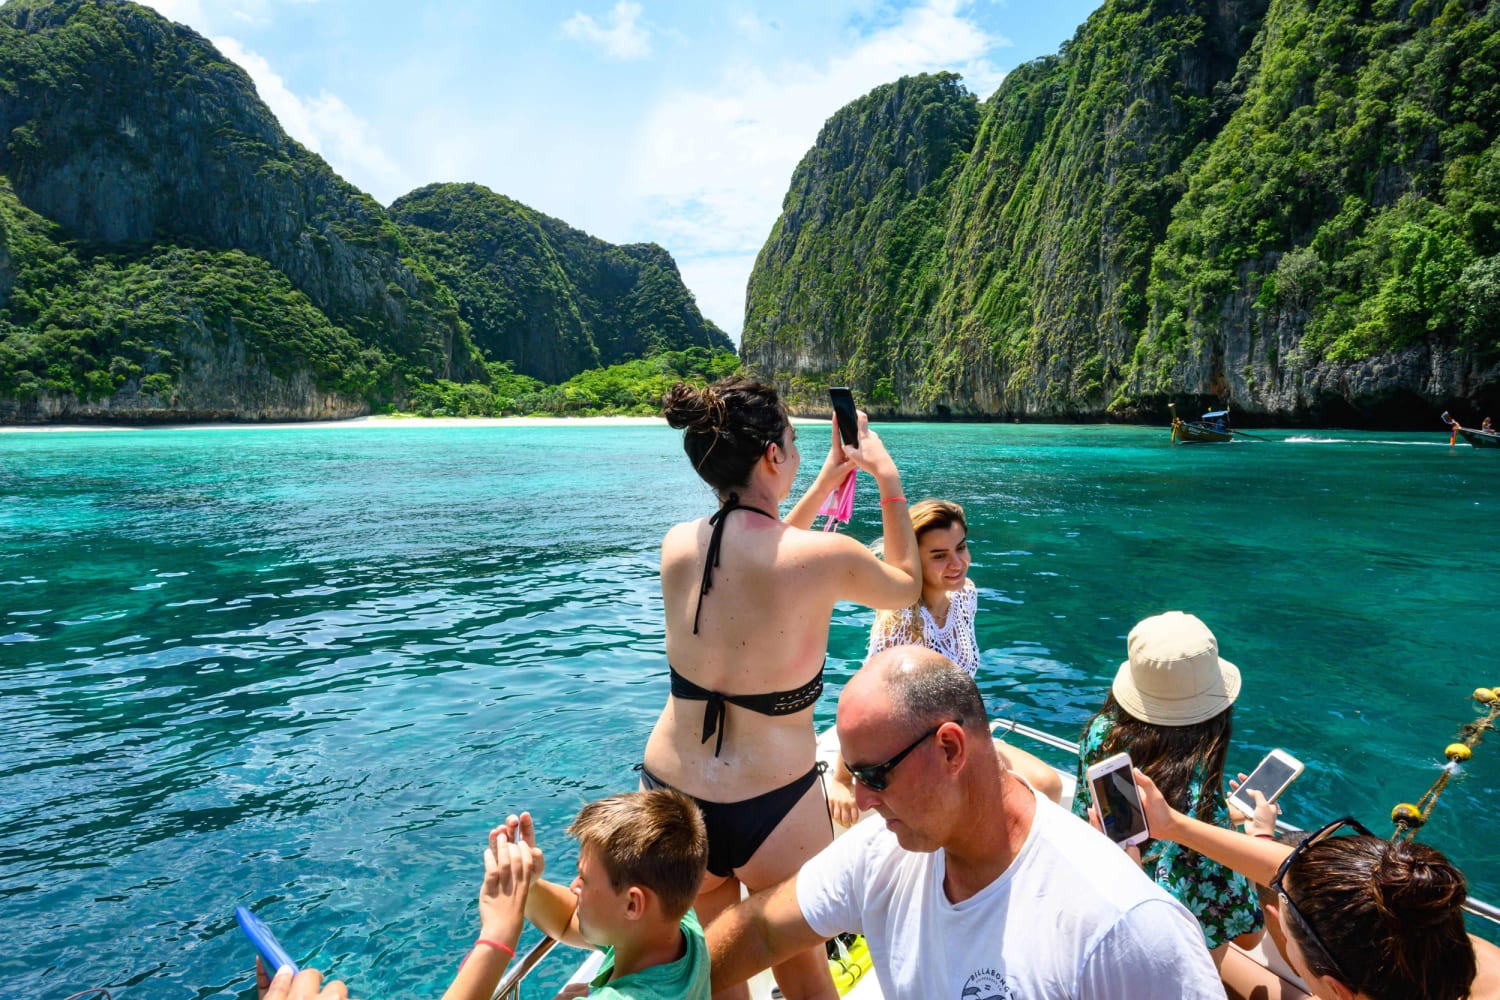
827, 772, 860, 829
256, 958, 348, 999
505, 811, 546, 885
479, 825, 534, 944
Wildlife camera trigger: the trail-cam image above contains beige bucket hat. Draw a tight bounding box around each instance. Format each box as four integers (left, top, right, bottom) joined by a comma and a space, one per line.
1112, 611, 1241, 726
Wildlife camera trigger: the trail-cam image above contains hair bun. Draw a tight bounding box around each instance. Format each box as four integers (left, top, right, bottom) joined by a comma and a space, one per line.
1372, 842, 1468, 930
662, 382, 718, 432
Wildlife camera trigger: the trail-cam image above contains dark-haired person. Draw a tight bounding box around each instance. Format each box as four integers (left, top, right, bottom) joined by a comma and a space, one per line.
706, 645, 1224, 998
1131, 770, 1500, 1000
646, 376, 922, 999
1074, 611, 1263, 963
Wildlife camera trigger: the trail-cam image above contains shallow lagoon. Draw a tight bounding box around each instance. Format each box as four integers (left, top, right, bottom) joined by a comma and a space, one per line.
3, 421, 1497, 997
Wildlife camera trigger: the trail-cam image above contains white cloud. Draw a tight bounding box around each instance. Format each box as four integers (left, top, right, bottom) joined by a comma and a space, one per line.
562, 1, 652, 60
627, 0, 1010, 334
210, 37, 413, 203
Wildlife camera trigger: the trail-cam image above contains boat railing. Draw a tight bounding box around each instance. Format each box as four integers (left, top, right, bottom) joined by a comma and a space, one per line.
491, 934, 561, 1000
995, 719, 1500, 928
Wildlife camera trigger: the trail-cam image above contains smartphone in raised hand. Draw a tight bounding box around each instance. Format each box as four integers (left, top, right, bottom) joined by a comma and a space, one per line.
1228, 748, 1303, 818
829, 387, 859, 447
1085, 752, 1150, 849
236, 905, 299, 976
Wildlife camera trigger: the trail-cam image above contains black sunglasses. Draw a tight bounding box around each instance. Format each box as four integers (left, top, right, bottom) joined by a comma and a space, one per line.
846, 721, 958, 791
1269, 816, 1374, 984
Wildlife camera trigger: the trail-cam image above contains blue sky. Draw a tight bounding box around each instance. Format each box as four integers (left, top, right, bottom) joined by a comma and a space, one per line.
139, 0, 1102, 339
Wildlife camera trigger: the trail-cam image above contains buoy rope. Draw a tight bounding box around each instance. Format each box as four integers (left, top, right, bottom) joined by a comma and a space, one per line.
1390, 689, 1499, 841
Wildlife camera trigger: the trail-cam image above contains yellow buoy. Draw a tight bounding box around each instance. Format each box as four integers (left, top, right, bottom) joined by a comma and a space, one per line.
1391, 803, 1423, 826
1446, 743, 1473, 762
1475, 688, 1497, 704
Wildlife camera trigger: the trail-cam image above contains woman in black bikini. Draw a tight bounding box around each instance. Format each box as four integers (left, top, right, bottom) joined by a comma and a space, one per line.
645, 376, 920, 1000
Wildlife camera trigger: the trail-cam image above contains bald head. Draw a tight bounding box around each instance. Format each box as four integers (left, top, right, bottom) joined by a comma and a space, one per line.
846, 645, 989, 736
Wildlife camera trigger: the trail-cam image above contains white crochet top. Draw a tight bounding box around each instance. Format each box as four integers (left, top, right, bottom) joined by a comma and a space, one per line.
867, 579, 981, 677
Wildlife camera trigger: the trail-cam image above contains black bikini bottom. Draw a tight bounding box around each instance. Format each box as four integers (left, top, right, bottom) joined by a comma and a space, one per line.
638, 761, 829, 878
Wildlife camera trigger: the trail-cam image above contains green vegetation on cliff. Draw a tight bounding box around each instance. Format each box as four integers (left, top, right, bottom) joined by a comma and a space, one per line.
1141, 0, 1500, 383
0, 180, 380, 406
0, 0, 729, 422
390, 183, 732, 384
745, 0, 1500, 423
407, 348, 738, 418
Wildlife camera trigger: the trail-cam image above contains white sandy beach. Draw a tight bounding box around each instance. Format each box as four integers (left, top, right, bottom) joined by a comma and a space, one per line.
0, 413, 841, 433
0, 414, 674, 433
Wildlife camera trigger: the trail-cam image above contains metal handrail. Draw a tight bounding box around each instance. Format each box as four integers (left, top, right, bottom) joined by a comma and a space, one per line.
994, 718, 1500, 927
491, 934, 561, 1000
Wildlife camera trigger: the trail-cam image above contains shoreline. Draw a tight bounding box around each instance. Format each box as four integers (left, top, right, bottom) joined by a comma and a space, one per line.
0, 414, 684, 433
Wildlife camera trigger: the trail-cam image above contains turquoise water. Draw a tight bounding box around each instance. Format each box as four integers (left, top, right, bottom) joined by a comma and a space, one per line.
2, 421, 1497, 998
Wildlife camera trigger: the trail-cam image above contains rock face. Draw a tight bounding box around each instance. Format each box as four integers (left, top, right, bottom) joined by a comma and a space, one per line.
744, 0, 1500, 426
0, 0, 728, 423
391, 183, 732, 384
0, 0, 480, 385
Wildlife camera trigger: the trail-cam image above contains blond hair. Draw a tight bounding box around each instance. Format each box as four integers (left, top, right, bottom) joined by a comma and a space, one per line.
873, 498, 968, 638
567, 788, 707, 920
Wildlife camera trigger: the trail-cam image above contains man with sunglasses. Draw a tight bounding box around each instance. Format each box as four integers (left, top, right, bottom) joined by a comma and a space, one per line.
706, 646, 1224, 999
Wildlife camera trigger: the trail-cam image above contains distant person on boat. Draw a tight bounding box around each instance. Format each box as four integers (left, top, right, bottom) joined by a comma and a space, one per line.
647, 376, 922, 999
255, 788, 710, 1000
1131, 770, 1499, 1000
1485, 417, 1496, 434
705, 645, 1225, 999
826, 498, 1062, 825
1074, 611, 1264, 964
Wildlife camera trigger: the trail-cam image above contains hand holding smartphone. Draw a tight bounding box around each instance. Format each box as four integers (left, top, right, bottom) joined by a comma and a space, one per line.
236, 905, 298, 976
1085, 752, 1150, 848
1227, 749, 1303, 817
829, 387, 859, 447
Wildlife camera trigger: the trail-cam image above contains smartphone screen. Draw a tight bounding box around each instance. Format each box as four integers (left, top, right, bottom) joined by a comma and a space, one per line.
829, 387, 858, 447
1090, 764, 1148, 845
1230, 751, 1302, 814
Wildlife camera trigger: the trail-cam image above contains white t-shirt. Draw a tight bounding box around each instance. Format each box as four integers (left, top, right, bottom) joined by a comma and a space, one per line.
797, 788, 1226, 1000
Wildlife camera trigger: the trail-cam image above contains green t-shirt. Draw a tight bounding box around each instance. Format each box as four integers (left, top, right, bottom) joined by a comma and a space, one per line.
587, 909, 710, 999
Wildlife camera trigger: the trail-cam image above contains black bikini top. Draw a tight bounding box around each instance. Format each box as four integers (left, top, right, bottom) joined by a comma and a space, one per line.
692, 492, 777, 634
670, 665, 824, 757
678, 492, 824, 756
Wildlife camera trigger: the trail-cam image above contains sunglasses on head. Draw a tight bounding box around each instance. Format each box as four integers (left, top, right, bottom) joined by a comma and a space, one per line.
1269, 816, 1375, 984
846, 720, 959, 791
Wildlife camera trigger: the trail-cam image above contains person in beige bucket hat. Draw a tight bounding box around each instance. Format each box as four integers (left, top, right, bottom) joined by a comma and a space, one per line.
1074, 610, 1264, 963
1112, 610, 1242, 726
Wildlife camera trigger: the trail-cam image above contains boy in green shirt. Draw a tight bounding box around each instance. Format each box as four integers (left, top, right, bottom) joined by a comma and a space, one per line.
509, 788, 711, 1000
254, 789, 708, 1000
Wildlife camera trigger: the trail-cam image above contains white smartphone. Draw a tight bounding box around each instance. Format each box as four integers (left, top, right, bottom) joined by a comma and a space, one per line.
1228, 748, 1304, 817
1085, 752, 1150, 848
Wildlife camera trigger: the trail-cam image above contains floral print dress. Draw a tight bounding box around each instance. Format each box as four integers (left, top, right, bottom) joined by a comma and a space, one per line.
1073, 715, 1263, 949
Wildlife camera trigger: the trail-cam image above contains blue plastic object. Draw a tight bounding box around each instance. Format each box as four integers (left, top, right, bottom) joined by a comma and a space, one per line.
235, 905, 299, 976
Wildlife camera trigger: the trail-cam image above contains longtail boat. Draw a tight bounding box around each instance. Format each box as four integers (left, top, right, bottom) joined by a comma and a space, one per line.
1170, 403, 1233, 444
1442, 411, 1500, 449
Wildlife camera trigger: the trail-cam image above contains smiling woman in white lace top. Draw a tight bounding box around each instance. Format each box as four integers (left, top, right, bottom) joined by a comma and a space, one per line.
829, 500, 1063, 825
866, 500, 982, 675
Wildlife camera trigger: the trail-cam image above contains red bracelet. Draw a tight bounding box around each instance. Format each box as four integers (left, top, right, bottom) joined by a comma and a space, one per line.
460, 938, 517, 969
879, 496, 907, 506
1253, 833, 1275, 840
475, 938, 516, 959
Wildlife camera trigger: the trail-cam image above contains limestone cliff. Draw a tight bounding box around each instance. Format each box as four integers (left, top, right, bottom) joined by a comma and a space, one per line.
744, 0, 1500, 425
1, 1, 483, 389
391, 183, 732, 384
